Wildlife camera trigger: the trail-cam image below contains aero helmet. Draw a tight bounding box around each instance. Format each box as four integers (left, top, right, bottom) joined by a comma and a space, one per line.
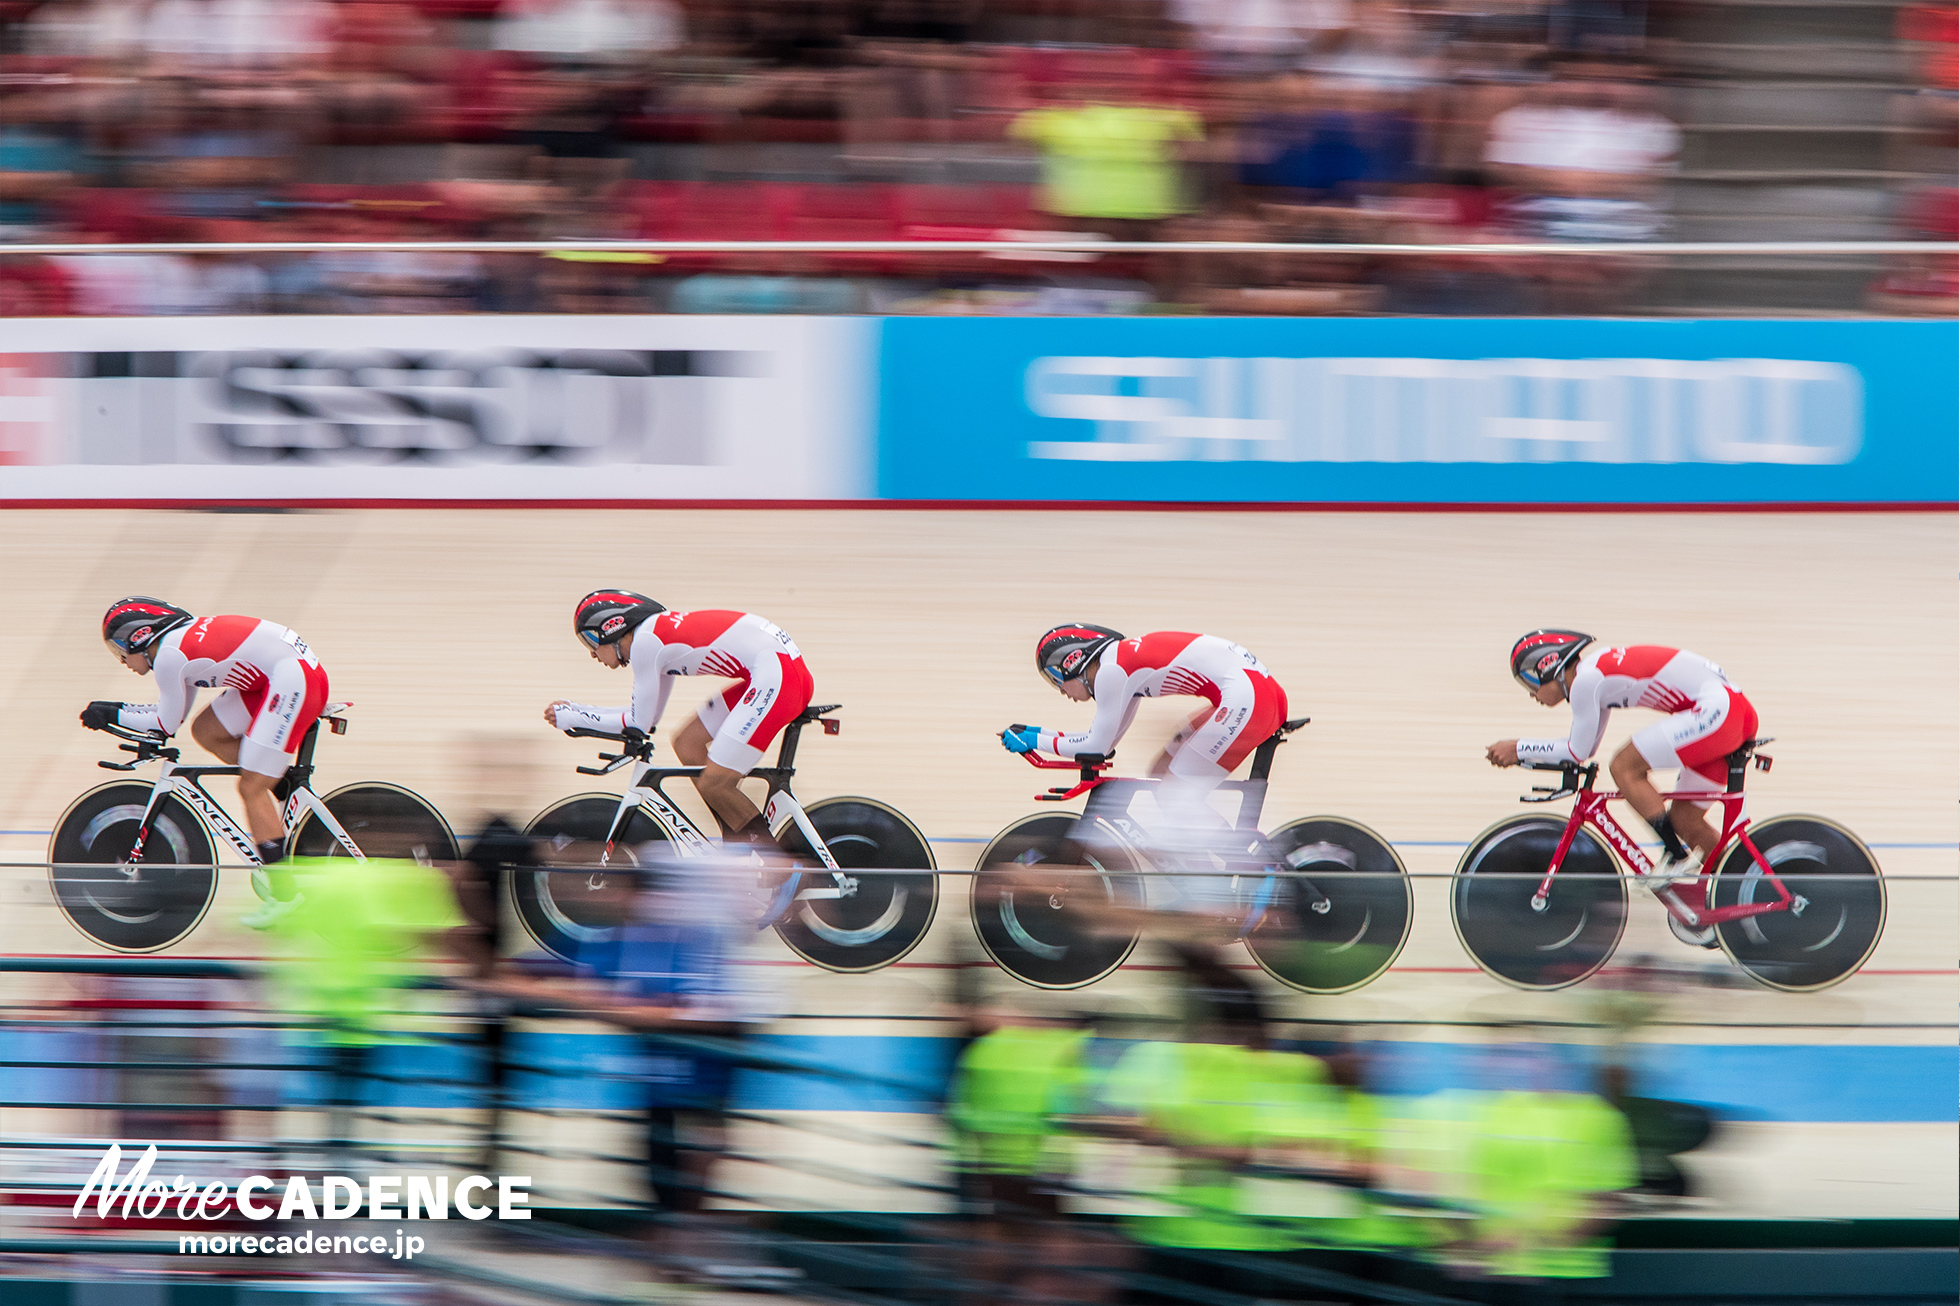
102, 596, 193, 656
1510, 629, 1595, 689
574, 590, 666, 649
1036, 623, 1124, 685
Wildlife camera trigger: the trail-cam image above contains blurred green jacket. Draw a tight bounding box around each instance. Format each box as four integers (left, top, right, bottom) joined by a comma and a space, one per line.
269, 856, 463, 1046
948, 1024, 1090, 1176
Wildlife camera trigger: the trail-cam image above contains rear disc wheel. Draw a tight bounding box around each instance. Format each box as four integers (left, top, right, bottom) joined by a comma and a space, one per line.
1711, 815, 1884, 992
290, 782, 458, 863
1246, 817, 1411, 994
774, 797, 938, 973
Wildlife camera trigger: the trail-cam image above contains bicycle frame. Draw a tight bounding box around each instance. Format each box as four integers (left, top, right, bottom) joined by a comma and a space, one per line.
566, 707, 852, 898
1533, 765, 1799, 928
1019, 715, 1310, 832
1015, 719, 1317, 918
101, 713, 364, 868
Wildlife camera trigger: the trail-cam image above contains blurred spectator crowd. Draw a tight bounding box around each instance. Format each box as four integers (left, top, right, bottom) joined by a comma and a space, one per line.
0, 0, 1944, 315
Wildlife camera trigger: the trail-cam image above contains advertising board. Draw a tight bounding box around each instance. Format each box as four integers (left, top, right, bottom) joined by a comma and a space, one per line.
0, 316, 874, 502
877, 317, 1959, 504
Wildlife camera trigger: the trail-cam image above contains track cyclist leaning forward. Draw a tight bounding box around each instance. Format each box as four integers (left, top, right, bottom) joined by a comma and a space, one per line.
546, 591, 814, 851
87, 598, 330, 928
1004, 625, 1289, 897
1485, 630, 1760, 948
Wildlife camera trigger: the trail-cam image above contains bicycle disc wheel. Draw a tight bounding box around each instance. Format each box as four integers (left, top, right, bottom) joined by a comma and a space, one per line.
290, 783, 459, 863
971, 813, 1144, 989
1710, 814, 1885, 993
774, 797, 938, 973
1247, 817, 1411, 994
519, 794, 672, 961
49, 782, 218, 952
1452, 816, 1626, 990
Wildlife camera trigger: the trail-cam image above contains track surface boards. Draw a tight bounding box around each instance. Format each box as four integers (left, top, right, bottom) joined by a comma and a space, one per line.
0, 508, 1950, 1219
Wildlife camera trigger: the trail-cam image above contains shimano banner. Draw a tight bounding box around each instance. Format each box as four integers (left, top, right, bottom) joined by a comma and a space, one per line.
0, 316, 873, 501
878, 318, 1958, 504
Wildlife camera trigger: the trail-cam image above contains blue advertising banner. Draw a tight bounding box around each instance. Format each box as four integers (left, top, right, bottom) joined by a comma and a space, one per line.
876, 318, 1959, 504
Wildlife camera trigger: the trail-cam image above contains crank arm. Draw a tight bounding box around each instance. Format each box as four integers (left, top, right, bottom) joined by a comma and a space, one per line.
1292, 876, 1332, 915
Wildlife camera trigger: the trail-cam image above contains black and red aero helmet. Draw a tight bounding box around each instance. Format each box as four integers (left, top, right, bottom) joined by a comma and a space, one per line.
1036, 623, 1124, 684
574, 590, 666, 648
1510, 629, 1595, 689
102, 597, 193, 655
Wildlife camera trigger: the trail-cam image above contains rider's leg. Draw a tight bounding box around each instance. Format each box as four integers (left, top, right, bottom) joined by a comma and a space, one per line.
191, 701, 244, 765
696, 761, 764, 838
236, 770, 283, 848
1609, 742, 1693, 864
1665, 691, 1757, 867
689, 655, 813, 848
236, 659, 327, 899
672, 715, 749, 837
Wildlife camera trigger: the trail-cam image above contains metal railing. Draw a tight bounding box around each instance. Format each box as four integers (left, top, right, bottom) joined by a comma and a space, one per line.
0, 239, 1951, 257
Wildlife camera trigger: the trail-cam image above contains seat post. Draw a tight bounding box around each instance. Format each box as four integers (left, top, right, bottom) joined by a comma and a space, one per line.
286, 719, 322, 793
775, 720, 805, 772
1248, 735, 1285, 783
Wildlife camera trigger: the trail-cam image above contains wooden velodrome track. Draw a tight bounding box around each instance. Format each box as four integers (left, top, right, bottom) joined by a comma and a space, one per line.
0, 508, 1952, 1220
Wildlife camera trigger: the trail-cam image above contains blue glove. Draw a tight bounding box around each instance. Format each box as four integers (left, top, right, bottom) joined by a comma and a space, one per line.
1001, 725, 1043, 755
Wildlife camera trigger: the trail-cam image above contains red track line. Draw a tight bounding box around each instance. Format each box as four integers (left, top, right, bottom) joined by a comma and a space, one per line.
0, 499, 1951, 513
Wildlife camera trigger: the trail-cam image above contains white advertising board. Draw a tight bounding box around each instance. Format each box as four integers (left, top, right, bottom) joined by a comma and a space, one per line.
0, 316, 873, 501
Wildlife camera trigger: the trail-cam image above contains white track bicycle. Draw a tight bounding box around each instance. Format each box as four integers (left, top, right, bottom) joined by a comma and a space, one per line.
522, 703, 937, 972
54, 708, 457, 951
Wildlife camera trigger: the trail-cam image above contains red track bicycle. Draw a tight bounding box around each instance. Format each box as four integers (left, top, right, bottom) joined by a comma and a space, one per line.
1452, 737, 1885, 992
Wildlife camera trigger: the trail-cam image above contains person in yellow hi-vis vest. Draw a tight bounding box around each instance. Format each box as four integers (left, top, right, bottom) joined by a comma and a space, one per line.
947, 1009, 1122, 1304
1091, 984, 1335, 1282
269, 855, 466, 1158
1459, 1039, 1637, 1306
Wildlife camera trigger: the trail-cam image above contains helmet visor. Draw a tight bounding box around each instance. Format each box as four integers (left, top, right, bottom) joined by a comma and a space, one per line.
576, 627, 605, 650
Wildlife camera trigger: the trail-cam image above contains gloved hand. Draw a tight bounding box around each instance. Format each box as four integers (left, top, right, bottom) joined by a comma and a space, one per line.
1000, 724, 1043, 755
80, 701, 123, 731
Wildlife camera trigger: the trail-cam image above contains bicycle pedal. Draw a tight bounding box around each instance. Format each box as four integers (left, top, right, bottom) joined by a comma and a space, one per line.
795, 887, 845, 901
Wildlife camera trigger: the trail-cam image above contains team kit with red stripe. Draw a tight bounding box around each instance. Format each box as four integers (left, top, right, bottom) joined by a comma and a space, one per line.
86, 593, 1819, 964
550, 609, 815, 774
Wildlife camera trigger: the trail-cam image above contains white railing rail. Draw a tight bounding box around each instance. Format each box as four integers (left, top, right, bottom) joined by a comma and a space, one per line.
0, 239, 1952, 257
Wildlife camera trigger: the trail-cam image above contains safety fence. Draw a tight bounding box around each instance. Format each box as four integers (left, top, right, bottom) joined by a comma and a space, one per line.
1, 892, 1955, 1306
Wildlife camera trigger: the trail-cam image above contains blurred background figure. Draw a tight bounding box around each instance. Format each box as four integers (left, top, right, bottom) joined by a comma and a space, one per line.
946, 999, 1119, 1303
443, 735, 552, 1171
0, 0, 1931, 314
1446, 1026, 1637, 1306
472, 844, 773, 1292
268, 841, 468, 1167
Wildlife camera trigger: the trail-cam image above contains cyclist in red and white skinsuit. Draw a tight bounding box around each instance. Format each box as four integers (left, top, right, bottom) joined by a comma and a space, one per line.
1007, 625, 1289, 847
89, 599, 329, 874
547, 592, 814, 847
1487, 630, 1759, 946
